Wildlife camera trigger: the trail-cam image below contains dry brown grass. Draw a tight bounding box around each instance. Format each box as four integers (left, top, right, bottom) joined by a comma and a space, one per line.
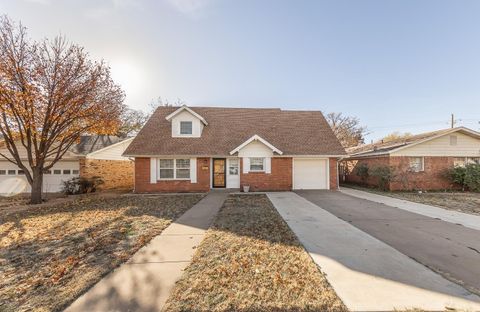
387, 192, 480, 216
0, 193, 203, 312
163, 194, 347, 312
345, 185, 480, 216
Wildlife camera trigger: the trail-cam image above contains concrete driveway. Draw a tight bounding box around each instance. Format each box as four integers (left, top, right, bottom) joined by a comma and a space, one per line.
268, 192, 480, 311
297, 190, 480, 296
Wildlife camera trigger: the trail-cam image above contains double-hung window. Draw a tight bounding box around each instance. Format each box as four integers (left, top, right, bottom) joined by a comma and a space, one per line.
180, 121, 193, 135
159, 159, 174, 179
409, 157, 424, 172
158, 159, 190, 180
453, 157, 466, 167
249, 157, 265, 172
175, 159, 190, 179
467, 157, 480, 165
454, 157, 480, 167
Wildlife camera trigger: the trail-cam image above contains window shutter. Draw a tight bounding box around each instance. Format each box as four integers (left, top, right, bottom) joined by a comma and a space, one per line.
150, 158, 157, 183
190, 158, 197, 183
243, 158, 250, 174
265, 157, 271, 174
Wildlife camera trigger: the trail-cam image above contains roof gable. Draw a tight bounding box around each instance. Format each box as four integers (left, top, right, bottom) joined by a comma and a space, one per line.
71, 135, 126, 155
230, 135, 283, 155
165, 105, 208, 125
349, 127, 480, 157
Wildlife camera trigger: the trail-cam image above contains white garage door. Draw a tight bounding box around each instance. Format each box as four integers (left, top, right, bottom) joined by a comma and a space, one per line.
0, 161, 80, 195
293, 158, 329, 190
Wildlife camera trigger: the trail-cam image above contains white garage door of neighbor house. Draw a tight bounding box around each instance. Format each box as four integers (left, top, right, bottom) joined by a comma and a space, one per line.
0, 161, 80, 195
293, 159, 328, 190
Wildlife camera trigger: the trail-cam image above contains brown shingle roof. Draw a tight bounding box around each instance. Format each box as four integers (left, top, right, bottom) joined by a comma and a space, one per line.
124, 106, 345, 156
347, 127, 480, 157
70, 135, 127, 155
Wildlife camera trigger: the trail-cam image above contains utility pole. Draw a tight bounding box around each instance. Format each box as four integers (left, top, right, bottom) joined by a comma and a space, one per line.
451, 113, 455, 128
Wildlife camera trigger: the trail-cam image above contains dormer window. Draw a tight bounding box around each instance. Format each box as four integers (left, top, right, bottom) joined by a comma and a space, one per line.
165, 105, 208, 138
180, 121, 193, 135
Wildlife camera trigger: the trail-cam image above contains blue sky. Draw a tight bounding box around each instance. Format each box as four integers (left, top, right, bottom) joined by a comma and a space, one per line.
1, 0, 480, 141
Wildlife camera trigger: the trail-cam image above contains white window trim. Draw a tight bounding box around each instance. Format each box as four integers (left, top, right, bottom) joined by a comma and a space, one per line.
409, 156, 424, 172
453, 157, 480, 167
466, 157, 480, 165
157, 158, 191, 180
249, 157, 266, 172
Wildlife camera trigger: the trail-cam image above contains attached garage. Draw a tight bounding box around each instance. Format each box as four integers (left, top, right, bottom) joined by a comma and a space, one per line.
0, 160, 80, 195
293, 158, 329, 190
0, 135, 134, 196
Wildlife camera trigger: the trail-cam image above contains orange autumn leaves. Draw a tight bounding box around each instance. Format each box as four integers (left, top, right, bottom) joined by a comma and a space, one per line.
0, 15, 126, 202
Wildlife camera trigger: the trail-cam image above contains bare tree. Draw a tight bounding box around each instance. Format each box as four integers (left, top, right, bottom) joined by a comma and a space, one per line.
326, 112, 368, 148
380, 131, 412, 143
148, 96, 185, 113
0, 16, 125, 203
117, 108, 148, 137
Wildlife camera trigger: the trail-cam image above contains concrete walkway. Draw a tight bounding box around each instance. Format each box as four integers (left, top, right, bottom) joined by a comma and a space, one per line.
65, 191, 228, 312
267, 192, 480, 312
341, 187, 480, 231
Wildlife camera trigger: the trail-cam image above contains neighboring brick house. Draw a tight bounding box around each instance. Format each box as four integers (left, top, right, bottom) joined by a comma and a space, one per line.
123, 105, 346, 193
0, 136, 134, 195
74, 136, 135, 190
341, 127, 480, 191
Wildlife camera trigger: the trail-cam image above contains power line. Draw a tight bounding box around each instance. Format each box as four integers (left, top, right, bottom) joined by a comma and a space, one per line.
368, 121, 448, 130
368, 115, 480, 130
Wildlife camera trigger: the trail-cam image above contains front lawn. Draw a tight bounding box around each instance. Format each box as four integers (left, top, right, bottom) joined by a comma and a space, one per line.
344, 185, 480, 216
0, 193, 203, 312
163, 194, 347, 312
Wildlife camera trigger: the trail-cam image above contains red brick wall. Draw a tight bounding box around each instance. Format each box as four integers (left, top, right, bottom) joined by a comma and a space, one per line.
329, 158, 338, 190
80, 158, 134, 190
134, 157, 210, 193
389, 156, 455, 191
343, 156, 457, 191
240, 157, 292, 191
135, 156, 340, 192
343, 157, 390, 188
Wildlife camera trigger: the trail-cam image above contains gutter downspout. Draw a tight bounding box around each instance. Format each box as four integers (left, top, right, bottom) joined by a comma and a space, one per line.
129, 157, 135, 193
337, 156, 345, 190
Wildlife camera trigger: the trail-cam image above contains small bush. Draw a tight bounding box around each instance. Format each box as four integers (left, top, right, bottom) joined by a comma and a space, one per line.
443, 166, 467, 190
443, 164, 480, 192
370, 165, 396, 191
354, 163, 369, 185
465, 164, 480, 192
62, 176, 104, 195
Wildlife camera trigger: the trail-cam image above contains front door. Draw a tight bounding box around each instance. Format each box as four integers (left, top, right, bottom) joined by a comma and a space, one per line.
212, 158, 226, 188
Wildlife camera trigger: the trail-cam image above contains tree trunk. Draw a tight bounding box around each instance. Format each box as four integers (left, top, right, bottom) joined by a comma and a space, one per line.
30, 170, 44, 204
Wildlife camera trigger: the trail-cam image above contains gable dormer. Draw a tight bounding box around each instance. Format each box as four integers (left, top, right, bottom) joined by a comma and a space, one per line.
165, 105, 208, 138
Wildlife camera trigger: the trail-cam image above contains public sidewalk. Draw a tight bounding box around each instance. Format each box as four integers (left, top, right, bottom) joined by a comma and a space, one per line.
340, 187, 480, 231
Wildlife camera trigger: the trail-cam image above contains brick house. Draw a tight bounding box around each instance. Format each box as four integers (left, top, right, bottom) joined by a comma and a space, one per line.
123, 106, 346, 193
0, 136, 134, 195
341, 127, 480, 191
